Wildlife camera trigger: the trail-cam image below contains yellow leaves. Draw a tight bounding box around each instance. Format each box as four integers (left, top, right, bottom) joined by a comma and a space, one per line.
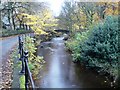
26, 22, 37, 25
35, 29, 48, 35
41, 9, 52, 19
20, 13, 29, 16
16, 8, 57, 35
17, 13, 47, 35
93, 13, 100, 23
73, 24, 79, 30
31, 26, 48, 35
80, 14, 87, 26
105, 3, 119, 15
96, 2, 119, 16
105, 8, 113, 15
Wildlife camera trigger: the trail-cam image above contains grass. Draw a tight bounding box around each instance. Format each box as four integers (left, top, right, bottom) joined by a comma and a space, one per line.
19, 75, 25, 89
10, 47, 26, 89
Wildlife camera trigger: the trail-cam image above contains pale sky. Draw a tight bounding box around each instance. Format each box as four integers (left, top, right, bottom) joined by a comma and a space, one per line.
43, 0, 65, 16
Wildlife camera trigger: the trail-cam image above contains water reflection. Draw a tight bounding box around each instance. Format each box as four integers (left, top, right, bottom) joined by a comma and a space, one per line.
35, 37, 111, 88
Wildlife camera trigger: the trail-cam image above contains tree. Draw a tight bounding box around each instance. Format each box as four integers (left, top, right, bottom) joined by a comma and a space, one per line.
1, 2, 48, 30
80, 16, 119, 83
96, 2, 119, 20
61, 1, 74, 31
17, 8, 57, 35
58, 2, 96, 32
77, 2, 96, 26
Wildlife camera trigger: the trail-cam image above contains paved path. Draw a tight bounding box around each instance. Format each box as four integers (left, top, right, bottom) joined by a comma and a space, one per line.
0, 36, 18, 89
0, 36, 18, 60
0, 33, 34, 89
0, 33, 34, 60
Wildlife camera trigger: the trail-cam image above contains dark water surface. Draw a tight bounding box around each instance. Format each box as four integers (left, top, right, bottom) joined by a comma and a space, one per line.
35, 37, 111, 88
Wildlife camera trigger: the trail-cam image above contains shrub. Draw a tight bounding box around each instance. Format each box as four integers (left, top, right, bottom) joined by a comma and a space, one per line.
80, 16, 119, 82
65, 28, 93, 62
24, 36, 45, 79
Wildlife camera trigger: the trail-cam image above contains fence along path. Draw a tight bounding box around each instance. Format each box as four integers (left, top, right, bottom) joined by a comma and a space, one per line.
18, 34, 35, 89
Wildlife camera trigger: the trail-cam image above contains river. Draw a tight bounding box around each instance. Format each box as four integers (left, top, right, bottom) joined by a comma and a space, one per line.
35, 37, 112, 88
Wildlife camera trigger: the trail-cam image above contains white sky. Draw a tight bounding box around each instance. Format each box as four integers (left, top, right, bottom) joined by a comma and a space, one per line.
42, 0, 65, 16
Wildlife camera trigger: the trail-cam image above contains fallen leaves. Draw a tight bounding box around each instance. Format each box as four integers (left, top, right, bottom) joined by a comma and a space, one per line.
1, 46, 16, 89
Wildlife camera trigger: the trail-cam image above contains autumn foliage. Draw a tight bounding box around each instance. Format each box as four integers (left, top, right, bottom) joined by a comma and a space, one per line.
16, 9, 58, 35
64, 1, 119, 85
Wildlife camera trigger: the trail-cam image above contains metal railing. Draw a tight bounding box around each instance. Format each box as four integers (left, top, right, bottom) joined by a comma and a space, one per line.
18, 35, 35, 89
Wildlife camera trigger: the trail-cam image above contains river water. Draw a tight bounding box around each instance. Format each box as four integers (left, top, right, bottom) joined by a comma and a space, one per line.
35, 37, 112, 88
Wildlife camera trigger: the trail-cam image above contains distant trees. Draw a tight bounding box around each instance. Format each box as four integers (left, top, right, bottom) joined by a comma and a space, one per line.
57, 2, 74, 30
1, 2, 17, 30
1, 2, 54, 32
96, 2, 119, 19
57, 1, 119, 32
17, 8, 57, 35
64, 1, 119, 85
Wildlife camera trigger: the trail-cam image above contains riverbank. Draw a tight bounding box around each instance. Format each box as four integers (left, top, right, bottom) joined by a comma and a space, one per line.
65, 16, 119, 88
34, 37, 115, 88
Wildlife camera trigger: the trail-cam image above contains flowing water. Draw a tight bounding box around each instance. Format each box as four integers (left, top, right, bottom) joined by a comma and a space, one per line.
35, 37, 112, 88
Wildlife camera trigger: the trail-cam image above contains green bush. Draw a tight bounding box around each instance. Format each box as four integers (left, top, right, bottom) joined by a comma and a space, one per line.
65, 28, 93, 62
80, 16, 119, 82
24, 36, 45, 80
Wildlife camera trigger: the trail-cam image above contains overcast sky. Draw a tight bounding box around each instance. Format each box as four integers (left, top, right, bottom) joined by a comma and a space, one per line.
43, 0, 65, 16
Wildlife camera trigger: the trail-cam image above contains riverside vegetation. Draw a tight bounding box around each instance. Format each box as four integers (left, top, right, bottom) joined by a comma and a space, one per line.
65, 16, 119, 86
60, 2, 119, 87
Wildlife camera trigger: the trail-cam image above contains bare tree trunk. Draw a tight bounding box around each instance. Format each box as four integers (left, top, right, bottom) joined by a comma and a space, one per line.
25, 24, 28, 30
8, 9, 12, 30
19, 21, 22, 29
0, 0, 1, 29
22, 23, 24, 29
11, 9, 16, 30
28, 26, 30, 30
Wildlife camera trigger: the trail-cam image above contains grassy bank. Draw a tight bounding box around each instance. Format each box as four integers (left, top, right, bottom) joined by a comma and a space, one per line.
11, 36, 45, 88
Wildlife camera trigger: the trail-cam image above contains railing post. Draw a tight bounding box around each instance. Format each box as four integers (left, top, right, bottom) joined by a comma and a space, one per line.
24, 51, 29, 90
18, 35, 21, 54
18, 35, 35, 89
19, 41, 25, 74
